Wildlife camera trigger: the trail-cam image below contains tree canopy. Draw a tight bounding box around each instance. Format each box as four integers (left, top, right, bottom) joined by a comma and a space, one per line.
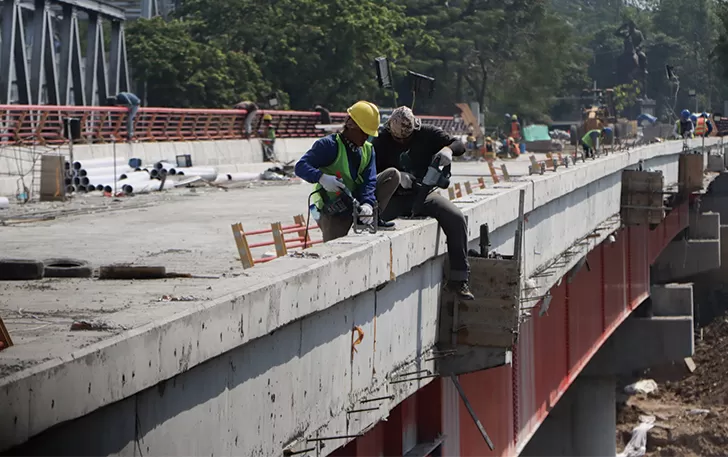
124, 0, 728, 123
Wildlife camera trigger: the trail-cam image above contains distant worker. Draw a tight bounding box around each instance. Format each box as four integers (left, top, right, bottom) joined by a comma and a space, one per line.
234, 100, 259, 137
260, 113, 276, 161
372, 106, 474, 300
674, 109, 694, 139
510, 114, 522, 142
314, 105, 331, 126
580, 127, 608, 158
108, 92, 140, 141
295, 101, 400, 241
695, 112, 713, 137
501, 113, 511, 139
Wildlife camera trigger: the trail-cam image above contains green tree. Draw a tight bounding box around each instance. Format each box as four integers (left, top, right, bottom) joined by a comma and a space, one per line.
126, 17, 270, 108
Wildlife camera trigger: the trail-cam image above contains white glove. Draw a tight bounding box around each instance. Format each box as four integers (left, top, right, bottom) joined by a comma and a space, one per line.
319, 173, 346, 192
434, 146, 453, 166
400, 172, 415, 189
358, 203, 374, 225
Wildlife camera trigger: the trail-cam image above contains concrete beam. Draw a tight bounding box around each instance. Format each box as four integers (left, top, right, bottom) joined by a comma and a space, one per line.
650, 283, 694, 316
689, 212, 721, 240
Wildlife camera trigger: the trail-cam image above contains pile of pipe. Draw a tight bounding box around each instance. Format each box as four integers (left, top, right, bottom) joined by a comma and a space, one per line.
63, 157, 199, 195
150, 161, 218, 181
64, 157, 150, 194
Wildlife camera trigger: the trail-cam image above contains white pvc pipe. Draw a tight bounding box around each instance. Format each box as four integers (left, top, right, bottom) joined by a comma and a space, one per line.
79, 166, 132, 177
0, 197, 9, 209
72, 157, 127, 170
89, 172, 150, 189
155, 161, 175, 170
95, 172, 151, 187
66, 185, 75, 194
175, 166, 217, 181
123, 179, 176, 194
213, 172, 260, 183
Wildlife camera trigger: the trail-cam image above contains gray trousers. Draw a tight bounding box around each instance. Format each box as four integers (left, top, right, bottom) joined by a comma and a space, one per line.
126, 104, 139, 140
380, 191, 469, 281
319, 168, 401, 242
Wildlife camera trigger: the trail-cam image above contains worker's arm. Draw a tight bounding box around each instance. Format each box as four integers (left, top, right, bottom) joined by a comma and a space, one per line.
424, 125, 466, 157
294, 136, 338, 183
356, 148, 378, 207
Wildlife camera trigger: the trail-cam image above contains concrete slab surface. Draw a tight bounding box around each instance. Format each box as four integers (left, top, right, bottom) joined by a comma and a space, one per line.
0, 157, 538, 378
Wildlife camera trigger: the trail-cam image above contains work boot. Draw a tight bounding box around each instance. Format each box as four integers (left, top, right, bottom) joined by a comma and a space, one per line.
378, 218, 396, 230
448, 280, 474, 300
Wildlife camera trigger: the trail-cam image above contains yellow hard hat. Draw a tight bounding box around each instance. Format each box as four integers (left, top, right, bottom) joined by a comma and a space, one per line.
347, 101, 380, 137
262, 114, 273, 121
511, 114, 518, 121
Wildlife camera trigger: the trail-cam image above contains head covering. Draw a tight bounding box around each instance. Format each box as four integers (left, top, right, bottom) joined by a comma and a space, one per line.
386, 106, 421, 139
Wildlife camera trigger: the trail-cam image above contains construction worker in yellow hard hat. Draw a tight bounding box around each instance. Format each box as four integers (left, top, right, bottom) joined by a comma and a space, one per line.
259, 113, 276, 161
295, 101, 402, 241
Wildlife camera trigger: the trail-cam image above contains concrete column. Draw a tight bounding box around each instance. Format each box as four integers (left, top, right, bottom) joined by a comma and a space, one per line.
520, 374, 616, 456
571, 375, 617, 457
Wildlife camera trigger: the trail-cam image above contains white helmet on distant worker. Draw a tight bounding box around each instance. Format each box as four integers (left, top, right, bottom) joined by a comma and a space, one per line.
386, 106, 421, 139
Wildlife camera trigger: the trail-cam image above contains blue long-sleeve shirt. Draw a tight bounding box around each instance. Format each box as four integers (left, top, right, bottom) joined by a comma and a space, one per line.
295, 134, 377, 206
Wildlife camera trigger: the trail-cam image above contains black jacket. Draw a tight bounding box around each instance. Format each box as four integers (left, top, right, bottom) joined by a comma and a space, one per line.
373, 125, 465, 180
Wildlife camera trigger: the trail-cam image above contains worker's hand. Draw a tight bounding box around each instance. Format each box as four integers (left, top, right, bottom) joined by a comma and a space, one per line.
319, 174, 346, 193
359, 203, 374, 225
434, 146, 453, 166
400, 172, 415, 189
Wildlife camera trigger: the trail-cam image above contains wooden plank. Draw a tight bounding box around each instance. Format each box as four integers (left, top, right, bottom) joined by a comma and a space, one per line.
293, 214, 309, 244
500, 164, 510, 181
271, 222, 288, 257
464, 181, 473, 194
39, 155, 66, 201
448, 187, 456, 200
477, 177, 486, 189
470, 257, 519, 297
232, 223, 254, 269
488, 161, 500, 184
679, 153, 704, 193
458, 328, 515, 348
455, 183, 462, 198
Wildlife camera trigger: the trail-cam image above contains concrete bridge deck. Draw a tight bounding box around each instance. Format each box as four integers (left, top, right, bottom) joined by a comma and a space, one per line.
0, 138, 720, 455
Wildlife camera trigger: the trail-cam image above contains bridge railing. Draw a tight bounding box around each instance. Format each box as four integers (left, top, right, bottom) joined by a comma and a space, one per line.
0, 105, 465, 145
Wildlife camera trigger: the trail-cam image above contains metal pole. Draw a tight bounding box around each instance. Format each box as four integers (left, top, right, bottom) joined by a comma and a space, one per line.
450, 375, 495, 450
112, 139, 117, 195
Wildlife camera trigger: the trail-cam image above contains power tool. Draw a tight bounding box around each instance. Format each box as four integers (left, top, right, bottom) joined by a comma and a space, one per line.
315, 172, 377, 234
410, 154, 451, 216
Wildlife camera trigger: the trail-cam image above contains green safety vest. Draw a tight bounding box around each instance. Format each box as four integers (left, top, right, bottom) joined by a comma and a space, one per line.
581, 129, 600, 148
311, 135, 372, 210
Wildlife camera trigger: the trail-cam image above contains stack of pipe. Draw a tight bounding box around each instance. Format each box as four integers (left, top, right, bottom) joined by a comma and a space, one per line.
64, 157, 145, 194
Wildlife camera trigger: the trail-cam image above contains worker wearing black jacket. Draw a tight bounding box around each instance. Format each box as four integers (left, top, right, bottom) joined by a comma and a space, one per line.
372, 106, 473, 300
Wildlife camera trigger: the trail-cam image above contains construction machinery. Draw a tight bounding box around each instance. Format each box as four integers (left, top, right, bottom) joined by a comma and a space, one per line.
570, 87, 617, 145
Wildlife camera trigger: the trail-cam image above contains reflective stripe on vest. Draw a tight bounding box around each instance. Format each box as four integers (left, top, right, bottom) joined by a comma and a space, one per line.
311, 135, 372, 210
695, 117, 707, 136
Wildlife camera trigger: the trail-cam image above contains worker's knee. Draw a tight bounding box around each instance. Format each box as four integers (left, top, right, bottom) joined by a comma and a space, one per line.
379, 167, 401, 182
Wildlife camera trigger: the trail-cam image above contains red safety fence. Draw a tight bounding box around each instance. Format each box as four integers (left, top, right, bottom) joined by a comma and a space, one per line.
0, 105, 466, 145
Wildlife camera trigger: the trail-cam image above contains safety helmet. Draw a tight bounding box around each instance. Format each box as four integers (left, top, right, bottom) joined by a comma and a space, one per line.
690, 114, 698, 123
681, 109, 690, 120
504, 113, 511, 120
602, 127, 613, 135
702, 112, 708, 118
347, 101, 380, 137
262, 114, 273, 121
511, 114, 518, 121
386, 106, 421, 139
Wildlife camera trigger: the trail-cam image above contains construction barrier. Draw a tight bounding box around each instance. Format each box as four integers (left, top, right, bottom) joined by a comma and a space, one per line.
232, 215, 323, 269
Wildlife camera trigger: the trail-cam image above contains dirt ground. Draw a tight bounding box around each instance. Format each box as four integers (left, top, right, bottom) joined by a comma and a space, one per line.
617, 314, 728, 456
